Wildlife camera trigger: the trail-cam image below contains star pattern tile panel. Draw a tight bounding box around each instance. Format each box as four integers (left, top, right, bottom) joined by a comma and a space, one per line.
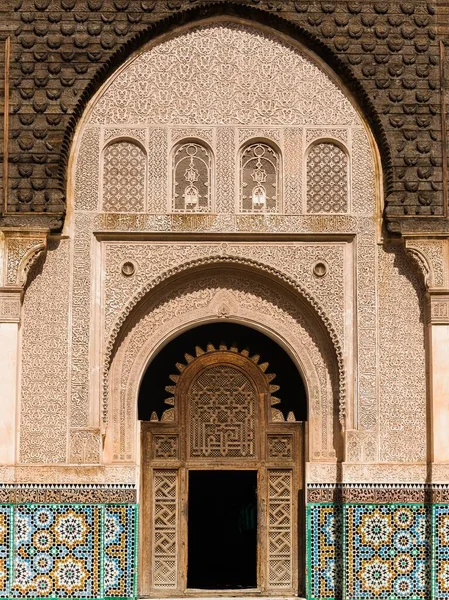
0, 503, 137, 600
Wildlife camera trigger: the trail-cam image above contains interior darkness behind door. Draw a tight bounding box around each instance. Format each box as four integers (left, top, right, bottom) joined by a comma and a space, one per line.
187, 470, 257, 590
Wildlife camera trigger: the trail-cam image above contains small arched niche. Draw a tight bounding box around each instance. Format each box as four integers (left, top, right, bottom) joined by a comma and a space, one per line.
171, 140, 213, 213
138, 321, 307, 596
239, 140, 282, 213
306, 139, 349, 214
101, 138, 146, 212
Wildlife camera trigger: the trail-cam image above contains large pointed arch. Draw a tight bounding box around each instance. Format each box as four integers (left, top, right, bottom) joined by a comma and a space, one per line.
104, 260, 345, 465
66, 5, 389, 208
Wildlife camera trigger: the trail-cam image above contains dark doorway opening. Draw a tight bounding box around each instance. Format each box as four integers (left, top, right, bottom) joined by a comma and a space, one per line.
187, 470, 258, 590
139, 322, 307, 423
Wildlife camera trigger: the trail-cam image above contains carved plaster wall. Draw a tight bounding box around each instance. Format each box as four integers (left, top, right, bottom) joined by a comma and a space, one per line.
378, 244, 427, 463
72, 23, 367, 215
14, 20, 429, 483
107, 269, 341, 464
20, 240, 70, 464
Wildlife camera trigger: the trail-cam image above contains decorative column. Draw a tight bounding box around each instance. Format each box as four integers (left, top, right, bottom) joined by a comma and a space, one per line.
426, 291, 449, 462
0, 230, 47, 465
406, 238, 449, 464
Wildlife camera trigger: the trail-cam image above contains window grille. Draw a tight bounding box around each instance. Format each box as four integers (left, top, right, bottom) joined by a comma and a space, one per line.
240, 142, 281, 213
306, 142, 348, 213
172, 141, 212, 212
102, 141, 146, 212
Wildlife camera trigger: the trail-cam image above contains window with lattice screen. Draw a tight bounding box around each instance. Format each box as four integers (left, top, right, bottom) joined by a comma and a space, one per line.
306, 142, 348, 213
240, 142, 281, 213
172, 141, 212, 212
102, 140, 146, 211
189, 365, 256, 458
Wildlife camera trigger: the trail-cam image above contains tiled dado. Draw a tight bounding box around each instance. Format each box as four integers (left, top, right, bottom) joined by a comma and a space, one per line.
307, 502, 449, 600
0, 503, 137, 599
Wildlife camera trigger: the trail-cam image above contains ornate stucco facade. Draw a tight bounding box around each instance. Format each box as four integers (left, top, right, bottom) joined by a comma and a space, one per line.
1, 2, 449, 599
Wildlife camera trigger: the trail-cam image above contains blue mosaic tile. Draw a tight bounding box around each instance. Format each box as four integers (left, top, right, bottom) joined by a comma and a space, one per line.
307, 504, 343, 600
11, 504, 101, 598
104, 505, 137, 598
345, 505, 430, 599
0, 506, 12, 599
435, 505, 449, 599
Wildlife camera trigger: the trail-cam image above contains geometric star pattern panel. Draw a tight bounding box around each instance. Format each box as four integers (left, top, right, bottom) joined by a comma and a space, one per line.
345, 505, 430, 600
102, 141, 146, 212
267, 470, 293, 589
0, 504, 137, 600
435, 506, 449, 599
306, 142, 348, 214
308, 503, 439, 600
104, 506, 137, 598
11, 505, 100, 599
307, 504, 343, 600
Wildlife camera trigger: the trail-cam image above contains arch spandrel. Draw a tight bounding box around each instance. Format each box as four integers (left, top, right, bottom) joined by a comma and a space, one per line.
71, 18, 380, 219
86, 22, 360, 127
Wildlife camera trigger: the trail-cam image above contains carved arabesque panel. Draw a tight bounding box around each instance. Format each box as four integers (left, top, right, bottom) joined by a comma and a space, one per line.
20, 241, 70, 463
74, 127, 100, 211
189, 365, 256, 458
89, 24, 358, 127
378, 245, 426, 462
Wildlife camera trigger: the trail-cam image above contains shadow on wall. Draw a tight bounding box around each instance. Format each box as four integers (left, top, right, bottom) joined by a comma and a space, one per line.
307, 496, 435, 600
138, 321, 308, 422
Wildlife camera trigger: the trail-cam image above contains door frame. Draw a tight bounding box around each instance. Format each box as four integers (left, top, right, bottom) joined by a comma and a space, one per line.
140, 348, 304, 598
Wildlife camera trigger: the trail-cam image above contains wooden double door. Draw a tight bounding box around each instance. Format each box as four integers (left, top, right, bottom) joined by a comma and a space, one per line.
141, 348, 304, 597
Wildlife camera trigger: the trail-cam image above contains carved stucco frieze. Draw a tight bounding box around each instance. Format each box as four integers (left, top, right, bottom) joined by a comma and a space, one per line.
307, 462, 429, 485
70, 214, 95, 429
2, 231, 47, 288
20, 240, 70, 464
101, 245, 348, 430
346, 430, 378, 463
405, 238, 449, 290
377, 244, 427, 463
0, 291, 21, 323
103, 243, 346, 340
88, 24, 359, 127
69, 429, 101, 465
426, 293, 449, 325
0, 465, 137, 485
94, 213, 360, 233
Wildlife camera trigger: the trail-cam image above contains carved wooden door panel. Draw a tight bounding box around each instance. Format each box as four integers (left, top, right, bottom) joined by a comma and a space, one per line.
141, 346, 304, 597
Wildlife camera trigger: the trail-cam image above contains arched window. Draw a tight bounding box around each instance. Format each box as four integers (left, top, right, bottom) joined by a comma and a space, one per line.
172, 141, 212, 212
306, 141, 348, 213
102, 140, 146, 212
240, 142, 281, 213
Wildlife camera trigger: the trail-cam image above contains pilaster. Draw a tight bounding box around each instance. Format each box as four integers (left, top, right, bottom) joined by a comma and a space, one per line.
0, 229, 48, 465
405, 238, 449, 465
